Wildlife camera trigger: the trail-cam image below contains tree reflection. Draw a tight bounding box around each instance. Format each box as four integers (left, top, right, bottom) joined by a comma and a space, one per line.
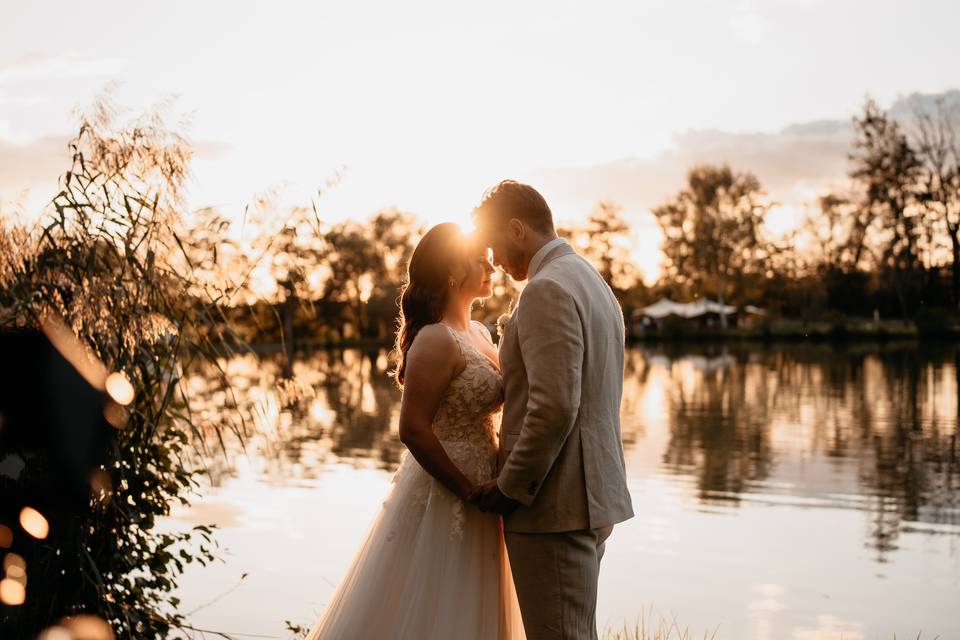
185, 343, 960, 562
314, 349, 404, 468
651, 342, 960, 560
180, 348, 405, 487
657, 344, 775, 504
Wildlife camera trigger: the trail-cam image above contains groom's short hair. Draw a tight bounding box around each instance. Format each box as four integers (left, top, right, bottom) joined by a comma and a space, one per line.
474, 180, 554, 233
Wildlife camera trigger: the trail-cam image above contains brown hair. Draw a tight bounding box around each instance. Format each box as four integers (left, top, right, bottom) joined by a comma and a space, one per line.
473, 179, 554, 233
393, 222, 476, 386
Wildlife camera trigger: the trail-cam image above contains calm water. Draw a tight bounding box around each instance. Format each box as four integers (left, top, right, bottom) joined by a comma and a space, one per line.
164, 343, 960, 639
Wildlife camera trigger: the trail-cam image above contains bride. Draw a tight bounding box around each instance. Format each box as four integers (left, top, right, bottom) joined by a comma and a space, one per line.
306, 223, 526, 639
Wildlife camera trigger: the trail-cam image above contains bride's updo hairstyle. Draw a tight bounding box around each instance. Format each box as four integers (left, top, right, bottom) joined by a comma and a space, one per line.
393, 222, 475, 386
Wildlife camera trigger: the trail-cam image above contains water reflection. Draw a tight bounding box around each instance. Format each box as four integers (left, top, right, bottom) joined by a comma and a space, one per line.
186, 342, 960, 561
637, 342, 959, 561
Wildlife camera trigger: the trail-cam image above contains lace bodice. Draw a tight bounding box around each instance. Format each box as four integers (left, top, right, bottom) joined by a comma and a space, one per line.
431, 323, 504, 447
384, 323, 504, 541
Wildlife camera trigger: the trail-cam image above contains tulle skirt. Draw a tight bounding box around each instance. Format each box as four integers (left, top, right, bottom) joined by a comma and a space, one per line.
306, 439, 526, 640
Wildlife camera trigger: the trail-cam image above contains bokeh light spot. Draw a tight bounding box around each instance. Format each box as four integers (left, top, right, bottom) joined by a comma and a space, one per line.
37, 627, 73, 640
0, 578, 25, 605
105, 372, 135, 405
61, 614, 116, 640
103, 402, 127, 428
3, 552, 26, 576
19, 507, 49, 539
0, 524, 12, 548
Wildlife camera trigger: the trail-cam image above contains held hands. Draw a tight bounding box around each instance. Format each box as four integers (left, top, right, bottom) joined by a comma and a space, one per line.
466, 479, 520, 516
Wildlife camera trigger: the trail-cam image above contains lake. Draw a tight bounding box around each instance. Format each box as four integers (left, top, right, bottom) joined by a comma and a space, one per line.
164, 342, 960, 639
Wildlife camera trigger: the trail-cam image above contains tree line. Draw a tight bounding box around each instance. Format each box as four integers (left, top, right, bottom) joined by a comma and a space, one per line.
202, 97, 960, 348
649, 97, 960, 325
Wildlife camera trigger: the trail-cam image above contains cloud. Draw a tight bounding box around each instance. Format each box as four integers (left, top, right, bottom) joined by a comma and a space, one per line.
533, 117, 853, 226
531, 89, 960, 280
888, 89, 960, 118
0, 135, 70, 205
0, 133, 233, 214
535, 92, 960, 221
0, 52, 127, 82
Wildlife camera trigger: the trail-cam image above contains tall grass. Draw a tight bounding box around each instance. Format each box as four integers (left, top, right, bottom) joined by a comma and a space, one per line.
603, 609, 717, 640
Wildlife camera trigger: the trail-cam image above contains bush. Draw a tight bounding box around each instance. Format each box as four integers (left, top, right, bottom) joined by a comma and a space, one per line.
659, 316, 688, 340
914, 306, 958, 337
0, 97, 248, 639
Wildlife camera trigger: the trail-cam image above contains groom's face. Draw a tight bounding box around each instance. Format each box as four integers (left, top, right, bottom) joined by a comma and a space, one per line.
480, 221, 528, 282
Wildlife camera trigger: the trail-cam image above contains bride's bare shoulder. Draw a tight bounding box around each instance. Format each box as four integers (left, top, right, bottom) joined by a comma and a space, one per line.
408, 323, 459, 359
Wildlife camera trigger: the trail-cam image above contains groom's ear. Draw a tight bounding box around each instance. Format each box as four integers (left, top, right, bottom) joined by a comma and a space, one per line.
507, 218, 525, 241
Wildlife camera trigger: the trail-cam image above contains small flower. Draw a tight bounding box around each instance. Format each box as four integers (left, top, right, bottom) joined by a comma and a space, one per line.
496, 312, 512, 338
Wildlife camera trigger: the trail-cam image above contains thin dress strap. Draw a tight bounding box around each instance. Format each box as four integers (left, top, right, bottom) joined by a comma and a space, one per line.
440, 323, 465, 356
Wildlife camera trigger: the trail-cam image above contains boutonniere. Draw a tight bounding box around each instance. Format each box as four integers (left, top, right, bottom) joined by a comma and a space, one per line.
496, 299, 517, 339
496, 312, 512, 339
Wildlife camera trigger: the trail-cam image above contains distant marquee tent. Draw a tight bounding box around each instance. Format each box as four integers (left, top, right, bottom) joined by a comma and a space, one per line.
633, 298, 765, 329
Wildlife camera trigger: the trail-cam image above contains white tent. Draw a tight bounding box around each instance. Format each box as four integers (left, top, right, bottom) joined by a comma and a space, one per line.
636, 298, 738, 320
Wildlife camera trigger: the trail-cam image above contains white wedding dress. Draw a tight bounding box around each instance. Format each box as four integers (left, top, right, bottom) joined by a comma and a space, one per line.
306, 325, 526, 639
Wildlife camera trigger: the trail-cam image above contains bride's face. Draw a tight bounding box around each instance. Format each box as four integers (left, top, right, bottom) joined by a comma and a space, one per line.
457, 249, 495, 300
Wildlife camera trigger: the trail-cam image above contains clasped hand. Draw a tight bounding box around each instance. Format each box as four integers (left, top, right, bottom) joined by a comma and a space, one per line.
465, 480, 520, 515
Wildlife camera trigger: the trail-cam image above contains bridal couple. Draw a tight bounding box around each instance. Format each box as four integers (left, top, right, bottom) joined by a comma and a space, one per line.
307, 181, 634, 640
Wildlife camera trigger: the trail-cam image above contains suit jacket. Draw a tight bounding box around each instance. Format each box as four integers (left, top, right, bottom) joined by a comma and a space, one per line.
497, 241, 634, 533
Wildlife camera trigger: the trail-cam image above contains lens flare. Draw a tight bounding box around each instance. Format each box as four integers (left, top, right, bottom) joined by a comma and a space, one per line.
105, 372, 135, 405
0, 524, 12, 548
19, 507, 49, 540
3, 552, 25, 575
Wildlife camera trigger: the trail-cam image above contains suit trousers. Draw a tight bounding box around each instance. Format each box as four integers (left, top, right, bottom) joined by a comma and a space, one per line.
504, 525, 613, 640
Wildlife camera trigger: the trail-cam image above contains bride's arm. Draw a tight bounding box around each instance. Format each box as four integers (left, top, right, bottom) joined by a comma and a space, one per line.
398, 325, 477, 501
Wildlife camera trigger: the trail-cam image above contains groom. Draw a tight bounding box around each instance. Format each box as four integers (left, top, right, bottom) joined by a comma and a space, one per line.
473, 180, 634, 640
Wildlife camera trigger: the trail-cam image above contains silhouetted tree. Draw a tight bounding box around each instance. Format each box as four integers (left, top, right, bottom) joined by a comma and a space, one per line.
562, 201, 640, 293
652, 164, 771, 327
849, 99, 925, 317
320, 210, 421, 340
912, 98, 960, 310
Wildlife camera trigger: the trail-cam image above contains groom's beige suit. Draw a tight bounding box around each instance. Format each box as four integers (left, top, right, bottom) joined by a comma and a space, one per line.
497, 238, 634, 640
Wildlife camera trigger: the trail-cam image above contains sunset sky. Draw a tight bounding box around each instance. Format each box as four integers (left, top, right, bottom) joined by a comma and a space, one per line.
2, 0, 959, 281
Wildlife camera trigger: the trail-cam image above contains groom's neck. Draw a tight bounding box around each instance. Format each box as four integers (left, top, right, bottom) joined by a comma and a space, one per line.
524, 231, 560, 263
